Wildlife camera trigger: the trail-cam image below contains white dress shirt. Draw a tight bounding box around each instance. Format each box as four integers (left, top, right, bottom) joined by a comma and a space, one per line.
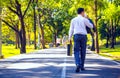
69, 15, 93, 39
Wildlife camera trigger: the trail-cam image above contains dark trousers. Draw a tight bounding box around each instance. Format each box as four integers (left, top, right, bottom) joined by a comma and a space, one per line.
74, 34, 87, 68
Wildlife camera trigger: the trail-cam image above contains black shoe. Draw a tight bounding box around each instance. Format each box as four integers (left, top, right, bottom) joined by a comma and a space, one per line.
81, 68, 85, 71
75, 66, 80, 73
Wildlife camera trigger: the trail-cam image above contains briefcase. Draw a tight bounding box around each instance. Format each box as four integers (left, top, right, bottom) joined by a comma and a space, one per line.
67, 40, 72, 56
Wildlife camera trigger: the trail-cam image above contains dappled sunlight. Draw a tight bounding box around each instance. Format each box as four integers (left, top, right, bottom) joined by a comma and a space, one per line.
100, 45, 120, 61
2, 45, 35, 58
6, 63, 46, 69
73, 73, 99, 77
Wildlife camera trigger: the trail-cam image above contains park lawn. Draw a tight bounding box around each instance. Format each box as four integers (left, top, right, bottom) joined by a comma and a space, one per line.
2, 45, 35, 58
100, 45, 120, 61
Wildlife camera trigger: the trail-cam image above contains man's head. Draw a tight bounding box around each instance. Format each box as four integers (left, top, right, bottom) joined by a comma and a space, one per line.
77, 8, 85, 16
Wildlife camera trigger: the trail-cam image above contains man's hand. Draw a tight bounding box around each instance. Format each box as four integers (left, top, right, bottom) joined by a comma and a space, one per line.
68, 39, 72, 44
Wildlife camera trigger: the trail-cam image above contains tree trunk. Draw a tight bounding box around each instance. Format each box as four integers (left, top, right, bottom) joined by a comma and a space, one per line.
54, 32, 57, 47
37, 16, 40, 49
28, 31, 31, 46
111, 35, 115, 49
15, 31, 18, 49
37, 32, 40, 48
110, 19, 115, 49
0, 7, 3, 58
19, 31, 23, 53
20, 17, 26, 53
15, 25, 20, 49
18, 36, 20, 48
94, 0, 99, 53
106, 35, 109, 48
33, 2, 37, 49
3, 0, 31, 54
114, 19, 117, 45
40, 25, 45, 49
38, 14, 45, 49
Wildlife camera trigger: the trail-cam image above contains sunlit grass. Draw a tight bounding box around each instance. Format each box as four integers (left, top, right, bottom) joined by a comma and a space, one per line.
2, 44, 35, 58
2, 44, 50, 58
100, 45, 120, 61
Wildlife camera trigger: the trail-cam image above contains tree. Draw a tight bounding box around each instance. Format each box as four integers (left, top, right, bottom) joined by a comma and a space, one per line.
99, 20, 110, 48
0, 0, 5, 58
37, 7, 46, 49
32, 0, 37, 49
47, 9, 65, 46
46, 0, 74, 46
15, 23, 20, 49
0, 6, 3, 58
94, 0, 99, 53
103, 2, 120, 48
36, 0, 53, 48
4, 11, 20, 48
98, 0, 120, 49
2, 0, 32, 53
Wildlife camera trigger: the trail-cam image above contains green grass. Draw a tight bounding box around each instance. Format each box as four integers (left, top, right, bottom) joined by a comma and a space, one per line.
100, 45, 120, 61
2, 45, 35, 58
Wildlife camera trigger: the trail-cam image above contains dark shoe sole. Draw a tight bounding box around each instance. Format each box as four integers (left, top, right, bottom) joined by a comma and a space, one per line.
81, 68, 85, 71
75, 67, 80, 73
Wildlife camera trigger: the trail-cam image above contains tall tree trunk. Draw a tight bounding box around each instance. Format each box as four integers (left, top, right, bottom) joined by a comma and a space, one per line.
20, 17, 26, 53
2, 0, 32, 54
0, 7, 3, 58
15, 25, 20, 49
37, 32, 40, 48
33, 0, 37, 49
110, 19, 115, 49
28, 31, 31, 46
15, 31, 18, 49
94, 0, 99, 53
52, 34, 54, 45
18, 35, 20, 48
19, 31, 23, 53
54, 32, 57, 47
40, 24, 45, 49
106, 34, 109, 48
38, 14, 45, 49
17, 24, 20, 48
37, 16, 40, 49
114, 19, 117, 45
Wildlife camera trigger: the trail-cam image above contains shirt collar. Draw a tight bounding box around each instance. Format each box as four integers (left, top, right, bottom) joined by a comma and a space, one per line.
78, 14, 83, 17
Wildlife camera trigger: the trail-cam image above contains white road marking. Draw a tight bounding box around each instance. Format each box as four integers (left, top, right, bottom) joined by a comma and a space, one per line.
61, 57, 67, 78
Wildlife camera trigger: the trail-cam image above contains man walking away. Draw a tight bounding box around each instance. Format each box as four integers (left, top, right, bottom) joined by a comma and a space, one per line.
68, 8, 93, 73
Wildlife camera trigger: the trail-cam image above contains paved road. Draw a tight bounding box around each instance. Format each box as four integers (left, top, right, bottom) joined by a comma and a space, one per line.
0, 48, 120, 78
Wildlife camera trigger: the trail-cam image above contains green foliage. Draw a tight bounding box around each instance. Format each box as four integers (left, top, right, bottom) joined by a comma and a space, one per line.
98, 1, 120, 38
99, 20, 107, 40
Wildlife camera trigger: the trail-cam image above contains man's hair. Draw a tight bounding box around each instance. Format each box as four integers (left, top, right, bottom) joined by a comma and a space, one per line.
77, 8, 84, 14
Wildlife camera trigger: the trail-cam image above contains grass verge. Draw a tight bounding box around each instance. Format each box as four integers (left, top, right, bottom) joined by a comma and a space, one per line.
2, 45, 35, 58
100, 45, 120, 62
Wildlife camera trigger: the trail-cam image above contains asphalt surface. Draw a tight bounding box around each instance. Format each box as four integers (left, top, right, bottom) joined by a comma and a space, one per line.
0, 48, 120, 78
